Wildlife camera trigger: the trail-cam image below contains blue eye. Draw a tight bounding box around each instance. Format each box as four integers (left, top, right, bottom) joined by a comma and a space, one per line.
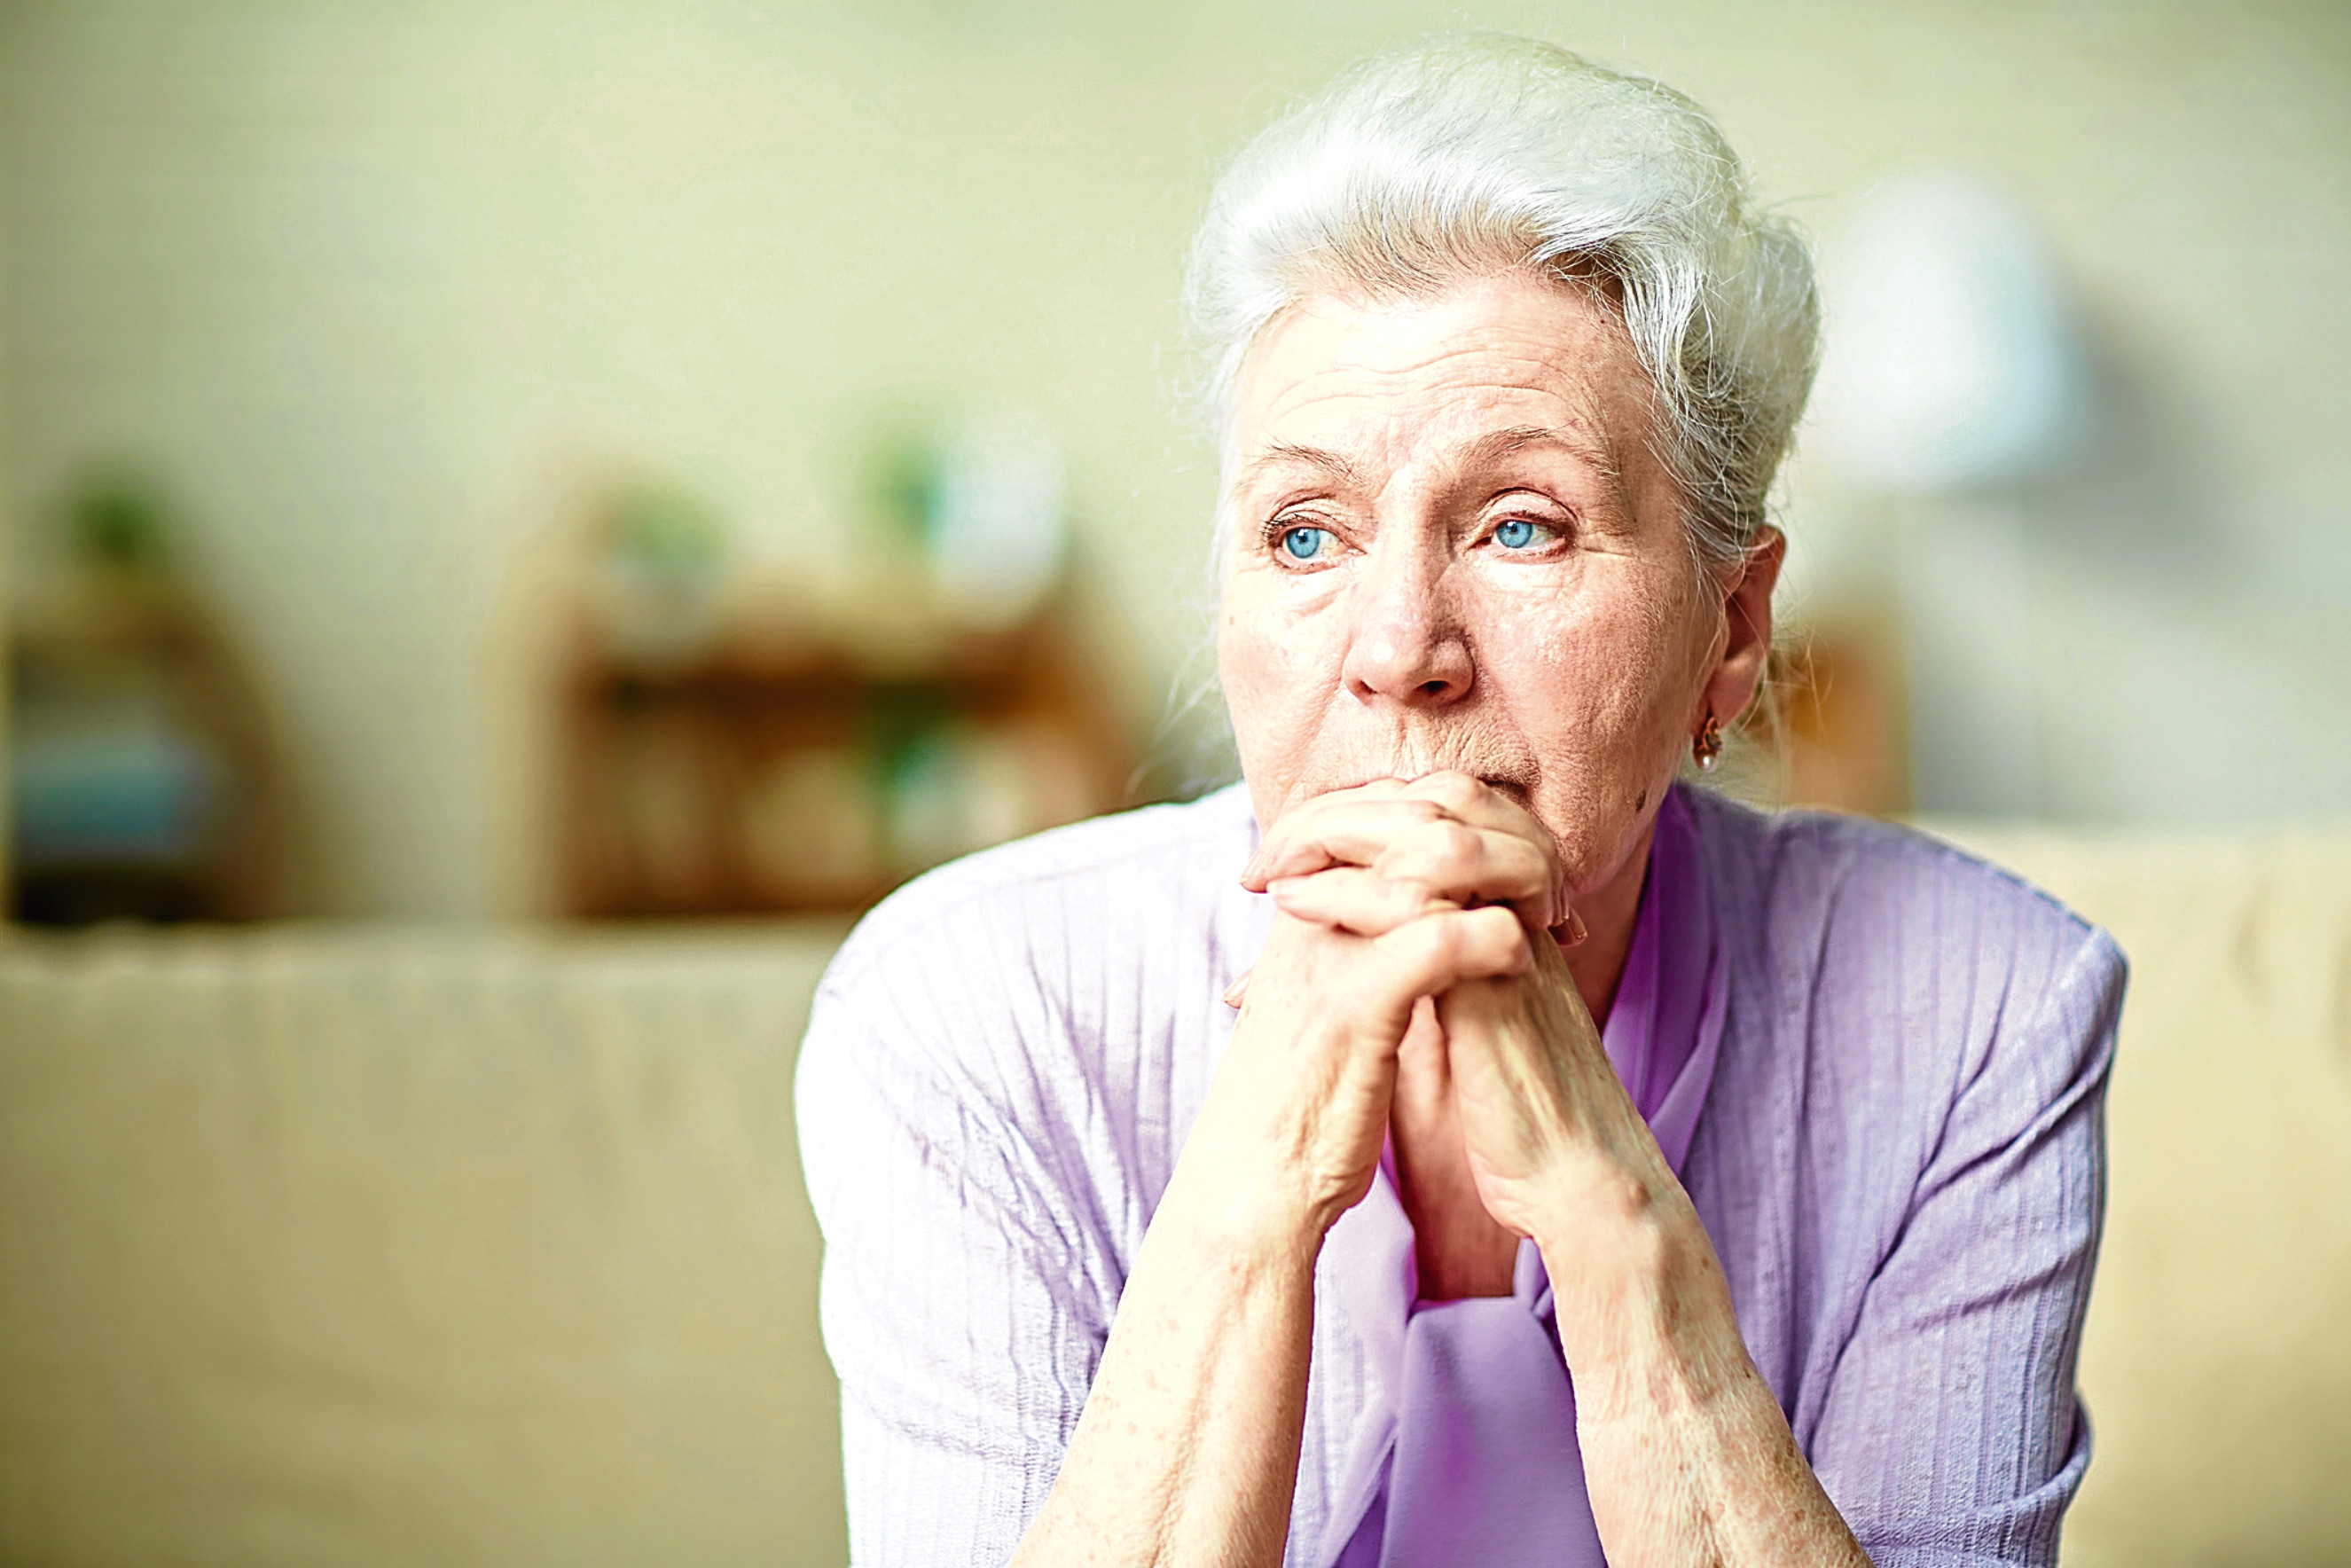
1281, 526, 1334, 561
1493, 518, 1555, 550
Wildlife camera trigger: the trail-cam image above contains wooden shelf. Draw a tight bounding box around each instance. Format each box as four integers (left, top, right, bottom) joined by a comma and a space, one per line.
558, 609, 1132, 918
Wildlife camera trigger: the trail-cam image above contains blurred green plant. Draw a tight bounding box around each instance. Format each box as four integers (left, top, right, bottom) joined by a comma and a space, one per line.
604, 483, 725, 583
71, 470, 174, 577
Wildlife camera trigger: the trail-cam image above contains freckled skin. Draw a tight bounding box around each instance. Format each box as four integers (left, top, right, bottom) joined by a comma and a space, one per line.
1217, 270, 1742, 990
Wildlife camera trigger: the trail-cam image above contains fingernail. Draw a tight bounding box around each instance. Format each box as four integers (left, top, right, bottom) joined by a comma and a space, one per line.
1562, 909, 1589, 948
1221, 970, 1251, 1007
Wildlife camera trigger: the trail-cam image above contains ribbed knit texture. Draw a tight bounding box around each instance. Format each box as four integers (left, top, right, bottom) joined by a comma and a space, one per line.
795, 782, 2122, 1567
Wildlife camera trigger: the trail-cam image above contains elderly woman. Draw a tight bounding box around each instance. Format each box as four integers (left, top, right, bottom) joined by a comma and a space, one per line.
798, 36, 2121, 1568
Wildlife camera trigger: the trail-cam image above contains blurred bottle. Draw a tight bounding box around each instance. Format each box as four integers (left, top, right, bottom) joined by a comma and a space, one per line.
870, 409, 1070, 632
590, 482, 729, 671
923, 412, 1068, 631
880, 717, 1101, 875
9, 473, 288, 921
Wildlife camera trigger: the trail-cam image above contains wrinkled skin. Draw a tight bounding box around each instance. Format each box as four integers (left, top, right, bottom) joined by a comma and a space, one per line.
1219, 271, 1724, 932
1216, 270, 1780, 1296
1012, 272, 1868, 1568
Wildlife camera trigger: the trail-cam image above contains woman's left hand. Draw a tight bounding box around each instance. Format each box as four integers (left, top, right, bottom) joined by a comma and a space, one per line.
1250, 771, 1862, 1567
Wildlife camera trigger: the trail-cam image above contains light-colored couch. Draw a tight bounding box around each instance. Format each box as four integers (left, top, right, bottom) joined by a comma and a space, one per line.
0, 923, 853, 1565
3, 824, 2348, 1566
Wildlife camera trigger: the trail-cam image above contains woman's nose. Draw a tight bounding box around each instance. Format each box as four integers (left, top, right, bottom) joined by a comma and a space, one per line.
1339, 547, 1473, 706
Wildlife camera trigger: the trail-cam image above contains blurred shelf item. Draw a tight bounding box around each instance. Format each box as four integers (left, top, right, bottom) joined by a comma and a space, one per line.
558, 609, 1132, 918
8, 475, 290, 924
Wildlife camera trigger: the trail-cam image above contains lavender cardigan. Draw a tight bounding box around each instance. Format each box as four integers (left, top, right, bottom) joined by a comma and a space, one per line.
796, 782, 2123, 1567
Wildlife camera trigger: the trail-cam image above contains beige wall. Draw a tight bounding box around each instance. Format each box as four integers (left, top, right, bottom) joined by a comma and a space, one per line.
4, 0, 2347, 914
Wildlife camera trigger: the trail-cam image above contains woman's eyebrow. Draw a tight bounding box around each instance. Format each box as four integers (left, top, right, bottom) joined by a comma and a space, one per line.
1462, 423, 1620, 482
1238, 443, 1362, 490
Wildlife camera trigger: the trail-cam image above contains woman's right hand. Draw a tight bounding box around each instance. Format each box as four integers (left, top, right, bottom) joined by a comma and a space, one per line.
1185, 898, 1532, 1248
1017, 868, 1524, 1568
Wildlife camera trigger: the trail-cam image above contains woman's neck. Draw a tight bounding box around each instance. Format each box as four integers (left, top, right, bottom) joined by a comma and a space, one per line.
1561, 818, 1657, 1029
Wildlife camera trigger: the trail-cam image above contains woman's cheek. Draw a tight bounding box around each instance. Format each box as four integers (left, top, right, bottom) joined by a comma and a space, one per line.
1219, 591, 1291, 712
1513, 580, 1684, 855
1505, 579, 1665, 722
1221, 590, 1317, 750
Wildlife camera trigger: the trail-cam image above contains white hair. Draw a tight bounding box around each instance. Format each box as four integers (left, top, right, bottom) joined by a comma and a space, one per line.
1183, 35, 1820, 572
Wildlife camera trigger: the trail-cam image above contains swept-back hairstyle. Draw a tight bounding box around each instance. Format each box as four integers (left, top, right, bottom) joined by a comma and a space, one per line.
1183, 35, 1820, 572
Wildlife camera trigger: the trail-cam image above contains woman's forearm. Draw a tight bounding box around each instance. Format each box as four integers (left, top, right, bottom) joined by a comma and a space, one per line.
1543, 1203, 1873, 1568
1014, 900, 1522, 1564
1012, 1154, 1323, 1568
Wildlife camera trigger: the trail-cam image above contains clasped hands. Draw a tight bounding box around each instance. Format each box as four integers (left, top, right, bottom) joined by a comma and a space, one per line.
1206, 772, 1681, 1305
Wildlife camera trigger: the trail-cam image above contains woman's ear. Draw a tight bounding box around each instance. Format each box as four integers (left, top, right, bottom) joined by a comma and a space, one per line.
1700, 527, 1784, 727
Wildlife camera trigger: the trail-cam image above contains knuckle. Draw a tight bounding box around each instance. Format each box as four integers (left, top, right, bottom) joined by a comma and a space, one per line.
1426, 915, 1470, 966
1385, 875, 1435, 913
1401, 798, 1446, 825
1415, 769, 1481, 808
1393, 911, 1457, 963
1435, 820, 1483, 866
1469, 906, 1524, 959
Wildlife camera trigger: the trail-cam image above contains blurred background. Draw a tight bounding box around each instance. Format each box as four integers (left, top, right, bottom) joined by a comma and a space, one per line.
5, 0, 2346, 921
2, 3, 2348, 1565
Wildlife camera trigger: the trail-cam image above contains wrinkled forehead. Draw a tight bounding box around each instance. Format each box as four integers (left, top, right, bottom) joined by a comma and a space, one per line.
1216, 274, 1673, 533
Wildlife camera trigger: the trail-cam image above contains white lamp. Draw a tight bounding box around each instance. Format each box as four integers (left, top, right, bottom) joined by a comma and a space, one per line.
1807, 172, 2090, 816
1813, 172, 2087, 491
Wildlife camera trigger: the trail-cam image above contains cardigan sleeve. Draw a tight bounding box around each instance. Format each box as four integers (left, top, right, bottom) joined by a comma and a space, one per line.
795, 921, 1116, 1568
1806, 924, 2125, 1567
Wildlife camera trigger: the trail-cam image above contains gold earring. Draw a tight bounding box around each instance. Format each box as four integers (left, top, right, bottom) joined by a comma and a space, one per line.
1693, 710, 1723, 772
